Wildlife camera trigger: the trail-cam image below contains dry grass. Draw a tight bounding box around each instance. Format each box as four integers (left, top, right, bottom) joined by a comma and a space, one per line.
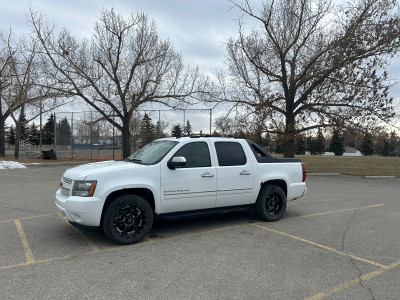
2, 153, 399, 177
298, 155, 400, 178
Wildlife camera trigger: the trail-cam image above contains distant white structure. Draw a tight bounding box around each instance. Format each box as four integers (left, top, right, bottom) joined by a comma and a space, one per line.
322, 146, 363, 157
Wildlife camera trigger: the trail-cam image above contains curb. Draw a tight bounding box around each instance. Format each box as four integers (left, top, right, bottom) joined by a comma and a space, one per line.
23, 162, 90, 168
363, 176, 396, 179
308, 173, 341, 176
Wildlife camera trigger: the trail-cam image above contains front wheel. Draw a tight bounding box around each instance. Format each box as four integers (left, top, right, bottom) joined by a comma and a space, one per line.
255, 185, 287, 222
103, 195, 153, 245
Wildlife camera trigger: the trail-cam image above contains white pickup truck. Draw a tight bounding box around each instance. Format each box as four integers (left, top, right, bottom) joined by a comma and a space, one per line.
56, 137, 307, 244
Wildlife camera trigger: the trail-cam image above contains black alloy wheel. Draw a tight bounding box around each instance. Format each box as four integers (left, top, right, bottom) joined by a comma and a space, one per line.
255, 184, 287, 222
103, 195, 153, 245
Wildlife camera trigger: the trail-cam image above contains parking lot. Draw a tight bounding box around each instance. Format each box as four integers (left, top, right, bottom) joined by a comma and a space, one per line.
0, 165, 399, 299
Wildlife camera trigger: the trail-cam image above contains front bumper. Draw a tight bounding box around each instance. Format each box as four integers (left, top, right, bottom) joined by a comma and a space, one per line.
55, 188, 103, 227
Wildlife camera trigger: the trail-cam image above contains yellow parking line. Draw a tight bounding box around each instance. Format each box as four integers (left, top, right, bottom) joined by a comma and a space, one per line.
57, 213, 100, 252
36, 251, 97, 264
286, 204, 384, 220
14, 219, 35, 264
251, 224, 386, 269
0, 262, 31, 271
0, 204, 387, 273
307, 260, 400, 300
0, 174, 37, 178
145, 236, 156, 243
161, 225, 243, 242
0, 213, 55, 224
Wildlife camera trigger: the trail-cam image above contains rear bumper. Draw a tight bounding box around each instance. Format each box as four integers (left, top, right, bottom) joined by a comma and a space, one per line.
55, 189, 103, 227
288, 182, 307, 201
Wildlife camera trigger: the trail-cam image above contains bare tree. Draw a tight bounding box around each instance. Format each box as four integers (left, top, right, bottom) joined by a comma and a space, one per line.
6, 32, 63, 159
0, 28, 64, 158
214, 116, 234, 135
28, 9, 207, 158
218, 0, 400, 157
0, 30, 18, 157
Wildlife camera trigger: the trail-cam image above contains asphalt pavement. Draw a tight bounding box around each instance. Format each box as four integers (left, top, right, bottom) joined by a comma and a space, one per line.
0, 165, 399, 299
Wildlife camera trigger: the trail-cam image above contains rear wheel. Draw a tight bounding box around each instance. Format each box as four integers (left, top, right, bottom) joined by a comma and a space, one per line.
103, 195, 153, 245
255, 185, 286, 222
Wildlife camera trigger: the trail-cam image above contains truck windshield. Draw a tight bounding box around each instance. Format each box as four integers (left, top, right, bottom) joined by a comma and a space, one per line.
126, 140, 179, 165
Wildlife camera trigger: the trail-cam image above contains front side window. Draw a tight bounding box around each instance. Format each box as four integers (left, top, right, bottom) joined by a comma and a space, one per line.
126, 140, 178, 165
215, 142, 246, 166
172, 142, 211, 168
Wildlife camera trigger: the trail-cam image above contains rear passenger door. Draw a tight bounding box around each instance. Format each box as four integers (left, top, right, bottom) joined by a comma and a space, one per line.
214, 141, 253, 207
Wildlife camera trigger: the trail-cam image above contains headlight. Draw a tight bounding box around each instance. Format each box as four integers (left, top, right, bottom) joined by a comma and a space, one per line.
72, 181, 97, 197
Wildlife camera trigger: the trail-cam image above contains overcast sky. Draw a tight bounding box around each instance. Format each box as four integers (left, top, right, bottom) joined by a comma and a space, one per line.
1, 0, 399, 132
1, 0, 242, 76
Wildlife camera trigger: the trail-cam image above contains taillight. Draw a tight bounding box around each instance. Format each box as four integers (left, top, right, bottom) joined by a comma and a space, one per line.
301, 163, 306, 182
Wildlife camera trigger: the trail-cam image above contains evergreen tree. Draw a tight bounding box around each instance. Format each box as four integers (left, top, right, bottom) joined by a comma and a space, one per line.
274, 133, 284, 154
295, 134, 306, 155
184, 120, 192, 136
171, 124, 183, 138
155, 120, 166, 139
389, 131, 398, 155
139, 113, 156, 145
7, 126, 16, 145
262, 132, 272, 150
361, 132, 374, 156
28, 122, 40, 145
42, 114, 55, 145
329, 128, 345, 156
381, 140, 390, 156
306, 136, 317, 155
56, 117, 72, 145
19, 113, 28, 140
315, 129, 326, 155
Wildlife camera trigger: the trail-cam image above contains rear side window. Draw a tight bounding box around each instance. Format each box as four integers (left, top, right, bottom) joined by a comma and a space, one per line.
172, 142, 211, 168
215, 142, 247, 166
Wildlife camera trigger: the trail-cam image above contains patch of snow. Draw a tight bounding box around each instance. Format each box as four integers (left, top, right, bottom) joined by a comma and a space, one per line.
321, 151, 364, 157
343, 151, 363, 157
322, 152, 335, 156
0, 161, 27, 169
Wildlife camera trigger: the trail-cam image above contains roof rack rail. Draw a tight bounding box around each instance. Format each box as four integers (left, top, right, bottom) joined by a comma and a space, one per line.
173, 134, 239, 139
188, 134, 236, 138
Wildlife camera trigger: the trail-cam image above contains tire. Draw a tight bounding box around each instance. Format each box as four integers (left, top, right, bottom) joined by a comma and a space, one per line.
103, 194, 153, 245
255, 185, 287, 222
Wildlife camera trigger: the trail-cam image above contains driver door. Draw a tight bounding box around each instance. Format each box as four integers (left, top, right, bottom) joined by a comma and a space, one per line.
161, 141, 217, 213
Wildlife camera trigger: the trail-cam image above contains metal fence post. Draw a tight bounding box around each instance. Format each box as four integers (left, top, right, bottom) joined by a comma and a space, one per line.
90, 112, 93, 160
71, 112, 74, 159
54, 113, 57, 154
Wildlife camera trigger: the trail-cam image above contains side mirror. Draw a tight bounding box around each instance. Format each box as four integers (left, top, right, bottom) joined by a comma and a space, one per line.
168, 156, 186, 170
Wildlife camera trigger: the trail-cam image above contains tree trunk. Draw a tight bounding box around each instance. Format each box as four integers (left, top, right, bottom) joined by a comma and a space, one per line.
14, 121, 21, 160
14, 105, 25, 160
0, 118, 5, 157
121, 121, 131, 159
283, 114, 295, 158
0, 92, 5, 157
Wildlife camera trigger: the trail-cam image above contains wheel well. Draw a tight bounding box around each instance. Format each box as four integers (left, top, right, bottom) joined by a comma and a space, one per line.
100, 188, 155, 227
260, 180, 287, 196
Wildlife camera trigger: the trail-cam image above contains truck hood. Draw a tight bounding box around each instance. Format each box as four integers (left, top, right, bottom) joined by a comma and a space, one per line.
63, 160, 147, 180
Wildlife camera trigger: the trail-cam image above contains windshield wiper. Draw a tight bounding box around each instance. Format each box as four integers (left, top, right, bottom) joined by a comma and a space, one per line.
126, 158, 143, 164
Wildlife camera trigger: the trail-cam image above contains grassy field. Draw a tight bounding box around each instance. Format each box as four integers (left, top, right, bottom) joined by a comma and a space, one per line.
298, 155, 400, 178
1, 153, 400, 178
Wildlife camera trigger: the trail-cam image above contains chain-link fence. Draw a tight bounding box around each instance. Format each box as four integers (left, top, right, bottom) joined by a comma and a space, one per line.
48, 109, 212, 160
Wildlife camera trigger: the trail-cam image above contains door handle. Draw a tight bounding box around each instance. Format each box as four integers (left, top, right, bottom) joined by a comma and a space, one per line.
201, 172, 214, 178
240, 170, 251, 175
